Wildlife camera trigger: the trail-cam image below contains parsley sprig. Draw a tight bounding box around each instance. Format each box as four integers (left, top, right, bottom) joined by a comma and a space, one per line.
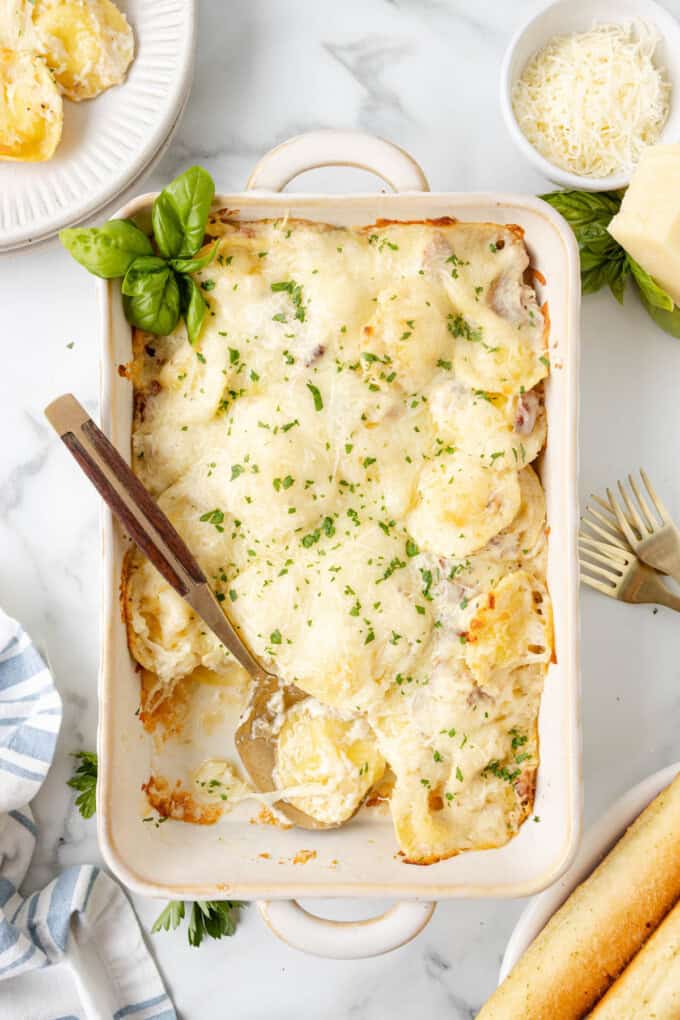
151, 899, 244, 947
67, 751, 245, 946
67, 751, 98, 819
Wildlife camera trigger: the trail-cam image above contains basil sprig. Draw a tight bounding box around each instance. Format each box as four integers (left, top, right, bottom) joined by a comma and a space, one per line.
60, 166, 216, 342
541, 189, 680, 338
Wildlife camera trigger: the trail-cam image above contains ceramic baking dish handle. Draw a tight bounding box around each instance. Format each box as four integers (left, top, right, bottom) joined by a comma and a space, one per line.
257, 899, 435, 959
246, 130, 430, 193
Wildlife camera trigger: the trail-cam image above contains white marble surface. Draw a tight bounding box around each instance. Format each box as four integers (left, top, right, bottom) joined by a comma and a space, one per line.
2, 0, 680, 1016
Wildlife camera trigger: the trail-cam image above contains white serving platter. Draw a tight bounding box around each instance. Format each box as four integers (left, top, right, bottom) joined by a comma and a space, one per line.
500, 760, 680, 981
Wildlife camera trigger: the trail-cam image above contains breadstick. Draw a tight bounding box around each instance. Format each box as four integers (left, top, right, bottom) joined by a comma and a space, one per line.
589, 897, 680, 1019
478, 771, 680, 1020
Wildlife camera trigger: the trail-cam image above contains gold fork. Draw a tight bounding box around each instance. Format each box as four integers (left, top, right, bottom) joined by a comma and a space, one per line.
601, 470, 680, 584
579, 534, 680, 611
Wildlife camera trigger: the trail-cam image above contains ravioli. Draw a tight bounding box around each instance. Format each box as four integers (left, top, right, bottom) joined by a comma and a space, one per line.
0, 0, 133, 163
0, 48, 62, 161
274, 700, 386, 825
31, 0, 134, 101
123, 217, 553, 863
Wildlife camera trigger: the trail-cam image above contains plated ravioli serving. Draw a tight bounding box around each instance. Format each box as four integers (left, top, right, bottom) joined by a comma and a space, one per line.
123, 215, 554, 865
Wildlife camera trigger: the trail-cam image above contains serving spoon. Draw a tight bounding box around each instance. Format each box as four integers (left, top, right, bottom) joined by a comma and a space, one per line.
44, 393, 334, 830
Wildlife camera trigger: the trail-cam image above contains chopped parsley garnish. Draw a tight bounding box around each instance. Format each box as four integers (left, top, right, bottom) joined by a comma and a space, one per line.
448, 313, 483, 343
483, 760, 520, 784
377, 557, 406, 582
445, 253, 469, 278
510, 728, 528, 752
270, 629, 282, 645
405, 538, 419, 558
271, 279, 306, 321
420, 568, 434, 600
306, 382, 323, 411
200, 508, 225, 531
301, 516, 335, 547
230, 464, 244, 481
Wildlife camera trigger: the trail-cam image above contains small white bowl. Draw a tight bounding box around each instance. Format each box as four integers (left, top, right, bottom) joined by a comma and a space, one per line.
499, 761, 680, 983
500, 0, 680, 191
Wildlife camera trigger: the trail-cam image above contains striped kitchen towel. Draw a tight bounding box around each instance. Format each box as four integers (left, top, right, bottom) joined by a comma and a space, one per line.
0, 609, 176, 1020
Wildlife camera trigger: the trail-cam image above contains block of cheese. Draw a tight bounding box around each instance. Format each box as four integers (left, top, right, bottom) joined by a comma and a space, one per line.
608, 145, 680, 306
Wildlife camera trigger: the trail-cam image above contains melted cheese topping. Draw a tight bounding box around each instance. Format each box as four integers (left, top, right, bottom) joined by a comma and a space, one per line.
124, 217, 553, 863
512, 20, 670, 178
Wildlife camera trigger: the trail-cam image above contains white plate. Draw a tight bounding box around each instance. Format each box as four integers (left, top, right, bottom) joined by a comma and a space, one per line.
0, 0, 196, 253
499, 761, 680, 983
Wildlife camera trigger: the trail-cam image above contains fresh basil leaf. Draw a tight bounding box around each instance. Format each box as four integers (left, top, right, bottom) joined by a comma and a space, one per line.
540, 190, 622, 235
152, 166, 215, 259
608, 260, 630, 305
179, 274, 208, 344
60, 219, 153, 279
122, 258, 181, 335
581, 261, 615, 296
627, 257, 675, 312
120, 255, 168, 294
580, 227, 623, 258
639, 293, 680, 339
543, 190, 631, 297
170, 240, 219, 275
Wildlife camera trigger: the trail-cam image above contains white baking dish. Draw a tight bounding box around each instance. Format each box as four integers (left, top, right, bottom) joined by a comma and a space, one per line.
97, 131, 581, 957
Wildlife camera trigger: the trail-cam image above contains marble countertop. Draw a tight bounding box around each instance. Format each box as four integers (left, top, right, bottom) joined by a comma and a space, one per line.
2, 0, 680, 1016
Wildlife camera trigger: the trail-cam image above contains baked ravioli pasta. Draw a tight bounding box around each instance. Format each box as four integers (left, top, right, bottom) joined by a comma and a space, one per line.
0, 0, 133, 161
123, 216, 554, 863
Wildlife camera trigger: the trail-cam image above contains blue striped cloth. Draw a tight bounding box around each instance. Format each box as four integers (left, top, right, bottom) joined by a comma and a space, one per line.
0, 610, 176, 1020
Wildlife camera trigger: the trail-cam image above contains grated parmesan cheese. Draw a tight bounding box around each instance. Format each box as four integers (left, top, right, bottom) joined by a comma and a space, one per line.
512, 20, 671, 178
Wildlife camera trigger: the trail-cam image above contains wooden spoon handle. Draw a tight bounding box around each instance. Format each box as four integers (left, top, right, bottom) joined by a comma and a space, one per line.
44, 393, 265, 679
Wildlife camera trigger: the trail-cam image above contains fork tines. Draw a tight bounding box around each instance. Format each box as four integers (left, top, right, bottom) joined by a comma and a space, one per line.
578, 533, 631, 594
581, 499, 630, 550
607, 469, 670, 545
